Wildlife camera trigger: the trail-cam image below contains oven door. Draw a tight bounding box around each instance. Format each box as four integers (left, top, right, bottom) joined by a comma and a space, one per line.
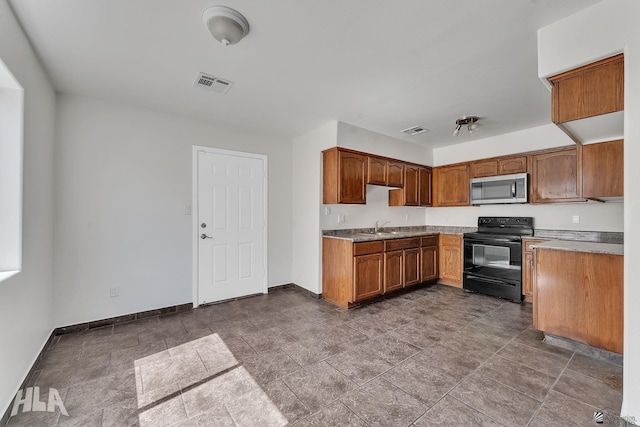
463, 236, 522, 301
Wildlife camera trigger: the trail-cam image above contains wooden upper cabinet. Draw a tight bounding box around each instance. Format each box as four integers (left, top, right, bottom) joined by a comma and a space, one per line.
530, 147, 584, 204
471, 159, 497, 178
388, 164, 420, 206
323, 148, 367, 204
582, 139, 623, 198
433, 163, 470, 207
367, 156, 387, 186
471, 156, 527, 178
499, 156, 527, 175
387, 161, 404, 187
549, 54, 624, 123
418, 167, 432, 206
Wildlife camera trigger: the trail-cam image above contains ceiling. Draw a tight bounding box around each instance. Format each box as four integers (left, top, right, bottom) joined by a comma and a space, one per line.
8, 0, 602, 148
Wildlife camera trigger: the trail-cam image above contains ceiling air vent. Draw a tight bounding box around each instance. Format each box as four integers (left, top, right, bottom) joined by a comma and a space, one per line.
400, 125, 430, 136
193, 72, 234, 94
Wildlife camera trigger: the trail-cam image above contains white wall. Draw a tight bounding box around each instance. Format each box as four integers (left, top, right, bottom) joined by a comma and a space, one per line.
538, 0, 639, 420
429, 124, 624, 232
291, 121, 338, 294
433, 124, 571, 166
54, 94, 293, 327
0, 0, 56, 415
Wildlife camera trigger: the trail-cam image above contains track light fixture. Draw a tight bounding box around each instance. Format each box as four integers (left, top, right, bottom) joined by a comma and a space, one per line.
452, 116, 479, 136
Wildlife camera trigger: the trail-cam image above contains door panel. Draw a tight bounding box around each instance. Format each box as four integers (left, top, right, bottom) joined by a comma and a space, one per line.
198, 151, 265, 304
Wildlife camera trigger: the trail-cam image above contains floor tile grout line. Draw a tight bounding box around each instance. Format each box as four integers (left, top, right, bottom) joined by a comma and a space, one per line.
524, 352, 575, 427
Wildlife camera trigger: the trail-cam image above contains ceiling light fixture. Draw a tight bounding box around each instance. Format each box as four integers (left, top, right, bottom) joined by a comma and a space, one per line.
203, 6, 250, 47
452, 116, 479, 136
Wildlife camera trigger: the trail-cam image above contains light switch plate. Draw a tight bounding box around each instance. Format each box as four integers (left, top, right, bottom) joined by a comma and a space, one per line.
110, 286, 119, 297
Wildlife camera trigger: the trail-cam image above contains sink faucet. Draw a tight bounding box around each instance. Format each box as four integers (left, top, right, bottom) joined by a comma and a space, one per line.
374, 220, 390, 233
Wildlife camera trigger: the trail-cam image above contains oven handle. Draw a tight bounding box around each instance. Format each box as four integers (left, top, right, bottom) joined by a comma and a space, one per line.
465, 274, 509, 285
464, 237, 520, 244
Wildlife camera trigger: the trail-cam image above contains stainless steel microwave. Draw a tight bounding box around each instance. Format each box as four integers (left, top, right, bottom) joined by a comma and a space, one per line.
470, 173, 528, 205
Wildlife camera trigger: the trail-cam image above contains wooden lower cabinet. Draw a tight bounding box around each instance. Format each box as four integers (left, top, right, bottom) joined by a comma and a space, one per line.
322, 235, 439, 309
420, 236, 438, 282
438, 234, 463, 287
534, 248, 623, 354
384, 251, 404, 293
353, 253, 383, 301
522, 239, 547, 303
404, 248, 421, 286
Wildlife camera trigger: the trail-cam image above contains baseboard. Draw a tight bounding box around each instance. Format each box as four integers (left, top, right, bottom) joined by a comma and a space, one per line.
1, 328, 56, 426
55, 303, 193, 335
269, 283, 321, 299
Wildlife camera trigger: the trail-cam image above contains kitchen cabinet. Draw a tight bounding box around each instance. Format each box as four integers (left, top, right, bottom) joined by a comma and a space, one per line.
384, 251, 404, 292
529, 147, 585, 204
322, 235, 438, 309
385, 237, 421, 289
322, 238, 384, 308
367, 157, 404, 188
471, 155, 527, 179
549, 54, 624, 124
418, 167, 432, 206
389, 164, 420, 206
323, 148, 367, 204
420, 236, 438, 282
354, 253, 384, 302
582, 139, 623, 199
438, 234, 463, 287
387, 161, 405, 188
432, 163, 470, 207
534, 247, 623, 354
522, 238, 547, 306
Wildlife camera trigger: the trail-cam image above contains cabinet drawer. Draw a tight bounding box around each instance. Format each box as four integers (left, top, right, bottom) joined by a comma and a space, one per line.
385, 238, 420, 251
523, 239, 547, 252
354, 241, 384, 256
439, 234, 461, 246
420, 236, 438, 247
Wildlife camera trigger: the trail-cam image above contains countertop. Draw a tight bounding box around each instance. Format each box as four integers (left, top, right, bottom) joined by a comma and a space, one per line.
532, 240, 623, 256
323, 226, 477, 242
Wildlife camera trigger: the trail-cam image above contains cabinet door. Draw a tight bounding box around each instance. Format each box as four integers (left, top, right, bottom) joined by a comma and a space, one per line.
498, 156, 527, 175
367, 157, 387, 186
404, 248, 421, 287
404, 165, 420, 206
582, 140, 623, 198
549, 54, 624, 123
530, 148, 584, 203
438, 234, 462, 287
387, 161, 404, 188
420, 246, 438, 282
353, 253, 383, 301
433, 164, 470, 207
418, 167, 432, 206
338, 151, 367, 204
471, 160, 498, 178
384, 250, 403, 293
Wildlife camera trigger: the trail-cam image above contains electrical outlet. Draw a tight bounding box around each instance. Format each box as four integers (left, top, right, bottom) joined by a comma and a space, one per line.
325, 206, 331, 216
572, 215, 580, 224
110, 286, 119, 297
405, 214, 410, 222
184, 204, 192, 215
337, 214, 345, 223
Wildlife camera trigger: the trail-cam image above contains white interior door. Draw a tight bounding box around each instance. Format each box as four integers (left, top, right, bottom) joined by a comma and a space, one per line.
196, 149, 266, 304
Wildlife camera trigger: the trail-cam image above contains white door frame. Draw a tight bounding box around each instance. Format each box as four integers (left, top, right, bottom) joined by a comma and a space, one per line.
192, 145, 268, 308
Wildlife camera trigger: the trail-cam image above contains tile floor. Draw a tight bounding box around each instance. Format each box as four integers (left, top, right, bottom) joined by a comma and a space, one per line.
4, 285, 626, 427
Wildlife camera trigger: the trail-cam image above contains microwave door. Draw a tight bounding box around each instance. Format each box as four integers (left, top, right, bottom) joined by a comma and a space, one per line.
471, 180, 515, 204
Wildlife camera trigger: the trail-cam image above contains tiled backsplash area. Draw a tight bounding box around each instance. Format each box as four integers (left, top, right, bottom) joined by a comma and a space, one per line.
534, 229, 624, 244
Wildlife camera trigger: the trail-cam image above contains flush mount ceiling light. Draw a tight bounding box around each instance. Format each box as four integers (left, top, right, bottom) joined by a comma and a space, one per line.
203, 6, 250, 47
452, 116, 479, 136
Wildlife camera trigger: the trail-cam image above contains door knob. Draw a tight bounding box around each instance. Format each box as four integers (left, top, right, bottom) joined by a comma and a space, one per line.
201, 234, 213, 239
